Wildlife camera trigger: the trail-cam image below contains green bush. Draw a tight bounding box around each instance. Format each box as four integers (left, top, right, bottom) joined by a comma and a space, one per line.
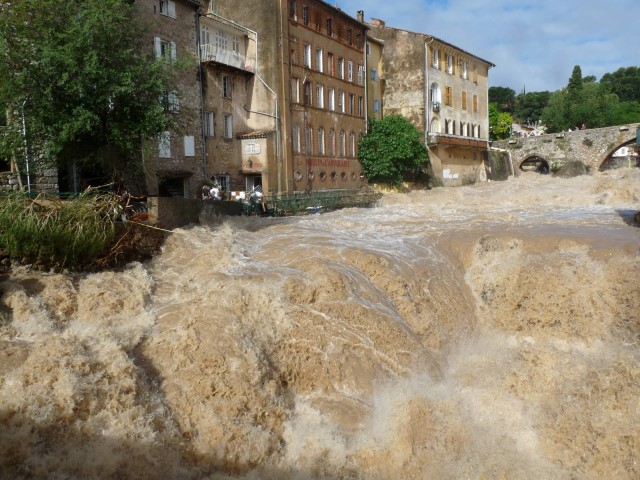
0, 191, 119, 269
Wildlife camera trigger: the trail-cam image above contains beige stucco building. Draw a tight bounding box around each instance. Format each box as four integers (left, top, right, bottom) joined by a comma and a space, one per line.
365, 18, 494, 186
365, 31, 384, 122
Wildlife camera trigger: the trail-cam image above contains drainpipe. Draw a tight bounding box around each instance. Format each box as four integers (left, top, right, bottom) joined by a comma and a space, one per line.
424, 37, 434, 146
196, 8, 207, 183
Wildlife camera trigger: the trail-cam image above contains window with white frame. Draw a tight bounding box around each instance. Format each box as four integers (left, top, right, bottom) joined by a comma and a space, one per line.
357, 64, 364, 85
432, 47, 439, 68
205, 112, 215, 137
200, 25, 210, 46
154, 37, 176, 63
430, 83, 441, 105
317, 128, 325, 155
302, 5, 309, 26
338, 91, 345, 113
158, 131, 171, 158
461, 61, 468, 79
316, 84, 324, 108
328, 88, 335, 111
304, 44, 312, 68
159, 0, 176, 18
316, 48, 323, 72
447, 54, 453, 74
350, 132, 355, 157
222, 75, 232, 98
338, 58, 344, 79
215, 29, 228, 50
232, 35, 240, 55
304, 81, 312, 105
347, 60, 353, 82
223, 114, 233, 138
349, 93, 354, 115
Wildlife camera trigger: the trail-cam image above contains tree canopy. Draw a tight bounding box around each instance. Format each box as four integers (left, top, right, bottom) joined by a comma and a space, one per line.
489, 103, 513, 140
0, 0, 178, 186
358, 115, 429, 185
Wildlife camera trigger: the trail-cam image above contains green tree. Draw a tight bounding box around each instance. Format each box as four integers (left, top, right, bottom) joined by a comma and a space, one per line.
488, 86, 516, 113
600, 67, 640, 102
358, 115, 429, 185
0, 0, 178, 188
513, 91, 551, 124
489, 103, 513, 140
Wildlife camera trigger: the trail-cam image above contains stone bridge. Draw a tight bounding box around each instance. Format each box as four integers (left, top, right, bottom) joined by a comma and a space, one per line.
492, 123, 640, 173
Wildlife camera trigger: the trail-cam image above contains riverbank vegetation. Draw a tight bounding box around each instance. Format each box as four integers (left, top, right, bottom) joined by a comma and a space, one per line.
0, 192, 165, 272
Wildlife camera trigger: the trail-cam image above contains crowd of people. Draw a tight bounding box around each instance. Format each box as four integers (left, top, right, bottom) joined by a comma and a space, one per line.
201, 183, 223, 201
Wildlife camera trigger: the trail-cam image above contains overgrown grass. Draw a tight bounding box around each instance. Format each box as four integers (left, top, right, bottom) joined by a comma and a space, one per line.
0, 190, 120, 270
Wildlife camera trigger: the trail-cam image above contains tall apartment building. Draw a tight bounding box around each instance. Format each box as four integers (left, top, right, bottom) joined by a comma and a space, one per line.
135, 0, 206, 198
366, 18, 494, 186
207, 0, 368, 195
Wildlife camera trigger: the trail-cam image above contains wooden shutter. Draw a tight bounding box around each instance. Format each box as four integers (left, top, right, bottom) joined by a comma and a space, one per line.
168, 0, 176, 18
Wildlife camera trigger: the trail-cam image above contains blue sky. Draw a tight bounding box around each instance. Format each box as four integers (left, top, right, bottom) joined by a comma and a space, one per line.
336, 0, 640, 93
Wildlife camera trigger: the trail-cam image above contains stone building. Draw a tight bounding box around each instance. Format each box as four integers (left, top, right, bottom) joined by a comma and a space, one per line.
135, 0, 206, 198
365, 17, 494, 186
210, 0, 368, 195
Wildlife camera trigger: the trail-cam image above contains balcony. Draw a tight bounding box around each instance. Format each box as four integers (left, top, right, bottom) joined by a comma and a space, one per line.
200, 44, 256, 73
428, 133, 489, 149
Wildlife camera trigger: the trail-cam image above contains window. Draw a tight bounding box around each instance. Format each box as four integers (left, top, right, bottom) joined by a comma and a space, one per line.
432, 47, 439, 68
154, 37, 176, 63
328, 88, 335, 111
316, 84, 324, 108
290, 43, 297, 64
370, 69, 378, 82
461, 61, 468, 80
316, 48, 323, 72
184, 136, 195, 157
350, 132, 356, 157
289, 0, 296, 20
223, 114, 233, 138
327, 53, 334, 76
473, 94, 478, 112
373, 99, 380, 113
163, 90, 179, 112
215, 175, 230, 192
215, 29, 228, 50
328, 129, 335, 155
461, 91, 467, 110
304, 81, 312, 105
159, 0, 176, 18
430, 83, 441, 104
356, 34, 362, 50
291, 78, 300, 103
205, 112, 215, 137
366, 42, 370, 55
200, 25, 210, 46
303, 44, 312, 68
326, 18, 332, 36
305, 125, 312, 153
447, 54, 453, 74
222, 75, 232, 98
232, 35, 240, 54
349, 94, 354, 115
338, 91, 345, 113
357, 65, 364, 85
445, 86, 453, 106
473, 64, 478, 83
348, 28, 353, 45
347, 61, 353, 82
358, 96, 364, 117
302, 6, 309, 26
338, 58, 344, 79
315, 12, 322, 31
338, 131, 345, 156
158, 131, 171, 158
293, 125, 301, 152
317, 128, 325, 155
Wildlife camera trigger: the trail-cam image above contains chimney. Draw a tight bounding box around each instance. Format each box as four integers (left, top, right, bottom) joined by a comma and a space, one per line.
357, 10, 364, 23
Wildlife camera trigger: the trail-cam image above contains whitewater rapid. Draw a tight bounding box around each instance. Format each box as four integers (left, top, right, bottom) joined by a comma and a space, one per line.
1, 170, 639, 479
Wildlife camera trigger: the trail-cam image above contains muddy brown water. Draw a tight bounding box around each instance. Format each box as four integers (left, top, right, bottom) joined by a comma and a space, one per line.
1, 170, 639, 479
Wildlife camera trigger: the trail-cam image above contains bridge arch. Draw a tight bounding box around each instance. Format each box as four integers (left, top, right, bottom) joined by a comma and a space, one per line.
520, 156, 550, 174
598, 139, 638, 171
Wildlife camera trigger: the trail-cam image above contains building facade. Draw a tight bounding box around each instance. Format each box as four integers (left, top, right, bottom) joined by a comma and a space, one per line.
365, 32, 384, 121
366, 18, 494, 186
136, 0, 207, 198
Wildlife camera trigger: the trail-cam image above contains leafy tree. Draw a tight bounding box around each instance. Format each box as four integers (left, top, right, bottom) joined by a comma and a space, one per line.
489, 103, 512, 140
488, 86, 516, 113
0, 0, 178, 188
600, 67, 640, 102
358, 115, 429, 185
513, 91, 551, 125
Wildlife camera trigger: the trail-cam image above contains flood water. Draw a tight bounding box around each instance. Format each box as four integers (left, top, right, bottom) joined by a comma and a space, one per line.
1, 170, 639, 479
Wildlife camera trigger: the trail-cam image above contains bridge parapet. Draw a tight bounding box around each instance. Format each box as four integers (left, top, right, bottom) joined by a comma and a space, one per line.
493, 123, 640, 173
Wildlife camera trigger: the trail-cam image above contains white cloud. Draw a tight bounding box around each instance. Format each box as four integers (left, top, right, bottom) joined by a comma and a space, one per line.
336, 0, 640, 92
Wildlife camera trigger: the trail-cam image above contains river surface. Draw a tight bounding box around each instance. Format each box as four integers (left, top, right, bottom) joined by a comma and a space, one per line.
1, 170, 639, 479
